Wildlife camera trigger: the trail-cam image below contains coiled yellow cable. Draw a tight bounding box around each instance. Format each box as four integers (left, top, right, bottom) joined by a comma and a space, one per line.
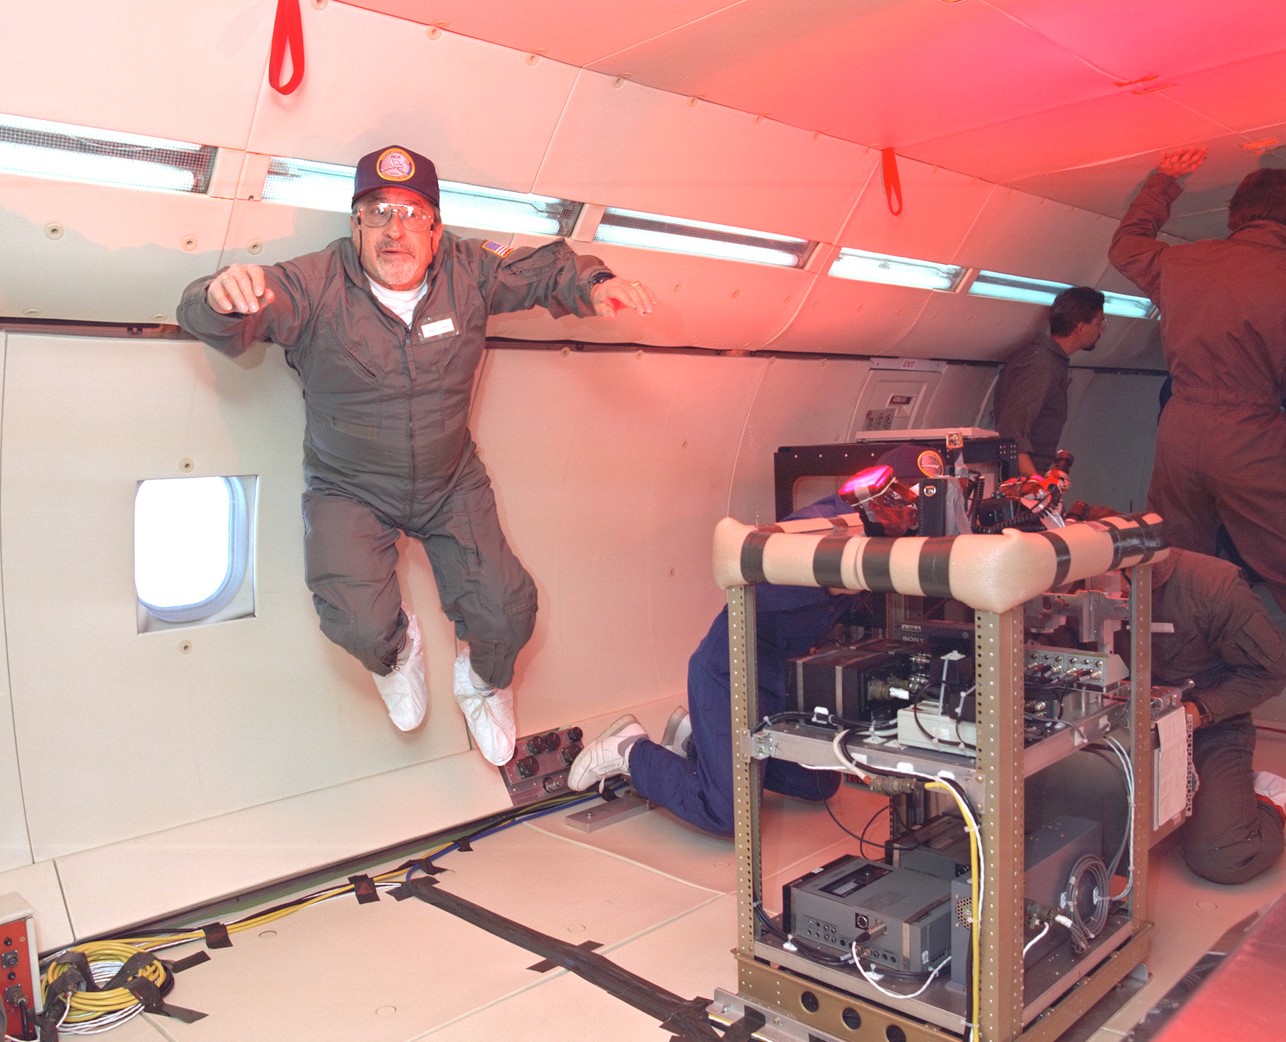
41, 940, 170, 1026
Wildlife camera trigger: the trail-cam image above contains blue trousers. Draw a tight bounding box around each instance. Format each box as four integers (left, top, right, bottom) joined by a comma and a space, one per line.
630, 584, 859, 835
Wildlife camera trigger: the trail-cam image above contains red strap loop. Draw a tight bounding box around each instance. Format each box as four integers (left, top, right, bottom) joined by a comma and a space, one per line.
882, 147, 904, 217
269, 0, 306, 96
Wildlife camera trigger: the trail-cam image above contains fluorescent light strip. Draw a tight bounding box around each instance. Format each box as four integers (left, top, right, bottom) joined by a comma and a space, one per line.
595, 207, 812, 268
262, 157, 578, 236
970, 269, 1155, 317
3, 113, 1159, 319
0, 113, 213, 193
968, 269, 1068, 306
1101, 291, 1157, 320
829, 248, 965, 291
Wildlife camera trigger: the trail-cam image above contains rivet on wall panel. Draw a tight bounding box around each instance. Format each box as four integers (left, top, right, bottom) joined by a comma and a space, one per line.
179, 640, 193, 655
731, 289, 741, 298
673, 283, 682, 293
526, 53, 543, 66
669, 567, 676, 577
311, 0, 326, 8
45, 222, 64, 240
151, 314, 167, 322
688, 96, 703, 108
248, 241, 264, 256
428, 27, 443, 40
181, 236, 198, 252
180, 458, 195, 473
613, 78, 628, 89
23, 308, 40, 318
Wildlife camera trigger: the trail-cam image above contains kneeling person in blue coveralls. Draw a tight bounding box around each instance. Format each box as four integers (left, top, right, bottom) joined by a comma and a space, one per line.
568, 493, 868, 834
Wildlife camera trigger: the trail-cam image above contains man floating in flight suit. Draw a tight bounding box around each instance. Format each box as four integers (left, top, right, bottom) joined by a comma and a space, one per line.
179, 145, 656, 765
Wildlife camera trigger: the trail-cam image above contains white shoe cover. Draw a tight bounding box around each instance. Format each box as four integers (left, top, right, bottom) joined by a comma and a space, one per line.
453, 650, 517, 766
372, 612, 426, 731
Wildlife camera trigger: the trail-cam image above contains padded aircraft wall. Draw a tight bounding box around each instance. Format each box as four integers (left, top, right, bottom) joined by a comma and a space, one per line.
0, 0, 1167, 943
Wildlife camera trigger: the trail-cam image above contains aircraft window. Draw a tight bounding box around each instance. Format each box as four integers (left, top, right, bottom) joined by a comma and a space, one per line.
969, 270, 1156, 318
134, 476, 255, 630
0, 113, 214, 193
262, 156, 580, 237
594, 207, 813, 267
828, 248, 966, 290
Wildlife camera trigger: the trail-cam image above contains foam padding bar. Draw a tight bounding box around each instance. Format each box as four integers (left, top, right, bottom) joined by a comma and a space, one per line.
713, 512, 1166, 614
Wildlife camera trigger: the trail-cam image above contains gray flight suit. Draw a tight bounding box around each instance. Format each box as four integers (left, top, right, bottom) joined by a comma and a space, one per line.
992, 331, 1070, 473
178, 233, 609, 687
1109, 172, 1286, 613
1030, 549, 1286, 885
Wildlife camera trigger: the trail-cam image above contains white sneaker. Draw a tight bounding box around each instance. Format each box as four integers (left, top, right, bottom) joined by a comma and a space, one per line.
372, 612, 426, 731
453, 650, 516, 766
568, 715, 648, 790
1253, 771, 1286, 823
660, 706, 692, 758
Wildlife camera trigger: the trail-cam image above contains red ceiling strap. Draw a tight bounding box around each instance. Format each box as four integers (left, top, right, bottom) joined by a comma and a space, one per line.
882, 147, 904, 216
269, 0, 306, 95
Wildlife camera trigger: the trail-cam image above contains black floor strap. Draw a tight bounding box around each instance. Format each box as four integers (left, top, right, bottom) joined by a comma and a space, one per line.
397, 877, 727, 1040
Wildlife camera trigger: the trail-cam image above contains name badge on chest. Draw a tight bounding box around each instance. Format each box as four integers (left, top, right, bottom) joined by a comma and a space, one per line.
419, 316, 457, 341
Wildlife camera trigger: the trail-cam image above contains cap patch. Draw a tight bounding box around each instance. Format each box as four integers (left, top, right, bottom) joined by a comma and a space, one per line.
376, 148, 416, 183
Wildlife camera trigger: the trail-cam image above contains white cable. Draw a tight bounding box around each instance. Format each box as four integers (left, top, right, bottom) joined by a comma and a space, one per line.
851, 947, 950, 1000
1022, 919, 1051, 957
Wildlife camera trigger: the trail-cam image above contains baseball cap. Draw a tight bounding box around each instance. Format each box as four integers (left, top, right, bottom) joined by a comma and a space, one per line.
352, 145, 440, 208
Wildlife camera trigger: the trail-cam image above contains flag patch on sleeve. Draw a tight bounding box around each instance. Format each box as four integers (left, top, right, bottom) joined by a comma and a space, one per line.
482, 240, 514, 258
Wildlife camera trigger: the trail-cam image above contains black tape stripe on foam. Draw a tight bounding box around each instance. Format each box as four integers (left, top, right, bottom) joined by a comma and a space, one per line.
917, 537, 956, 598
1114, 514, 1164, 565
739, 531, 773, 585
812, 533, 851, 588
399, 878, 723, 1040
1038, 530, 1073, 588
857, 538, 896, 592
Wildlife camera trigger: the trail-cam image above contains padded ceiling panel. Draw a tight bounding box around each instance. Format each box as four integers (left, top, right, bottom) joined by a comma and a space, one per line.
246, 3, 579, 192
536, 75, 875, 242
836, 158, 995, 262
953, 189, 1119, 285
0, 2, 269, 148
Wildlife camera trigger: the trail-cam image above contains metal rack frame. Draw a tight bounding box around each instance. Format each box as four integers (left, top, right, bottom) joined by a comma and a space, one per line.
722, 574, 1155, 1042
